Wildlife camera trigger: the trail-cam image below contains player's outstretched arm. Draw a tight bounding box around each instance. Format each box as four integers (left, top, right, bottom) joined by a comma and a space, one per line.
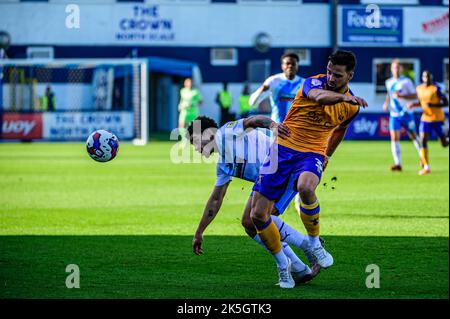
394, 92, 417, 100
323, 125, 348, 171
249, 84, 270, 106
243, 115, 290, 139
383, 93, 390, 111
323, 105, 360, 170
428, 95, 449, 108
308, 89, 368, 108
407, 101, 421, 110
193, 182, 230, 256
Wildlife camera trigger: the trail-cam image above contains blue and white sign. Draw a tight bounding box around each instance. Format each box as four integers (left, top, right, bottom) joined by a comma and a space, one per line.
0, 3, 330, 46
340, 6, 403, 46
115, 5, 175, 42
345, 113, 449, 140
43, 112, 134, 140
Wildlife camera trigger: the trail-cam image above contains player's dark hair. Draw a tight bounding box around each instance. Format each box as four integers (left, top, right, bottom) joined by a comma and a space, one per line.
328, 50, 357, 72
281, 52, 300, 63
186, 116, 218, 143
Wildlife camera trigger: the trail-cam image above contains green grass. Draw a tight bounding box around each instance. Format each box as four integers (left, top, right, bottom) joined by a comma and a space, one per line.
0, 140, 448, 298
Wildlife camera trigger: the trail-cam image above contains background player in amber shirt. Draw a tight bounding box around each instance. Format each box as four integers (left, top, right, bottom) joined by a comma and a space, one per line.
250, 50, 368, 288
407, 70, 449, 175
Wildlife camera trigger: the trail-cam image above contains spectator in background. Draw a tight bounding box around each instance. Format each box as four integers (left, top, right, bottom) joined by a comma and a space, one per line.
178, 77, 203, 130
41, 85, 55, 112
216, 82, 232, 125
239, 83, 254, 119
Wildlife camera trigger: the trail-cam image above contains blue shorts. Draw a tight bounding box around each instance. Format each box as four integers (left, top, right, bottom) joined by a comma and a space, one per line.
419, 121, 446, 138
249, 173, 297, 215
389, 113, 417, 133
252, 144, 325, 202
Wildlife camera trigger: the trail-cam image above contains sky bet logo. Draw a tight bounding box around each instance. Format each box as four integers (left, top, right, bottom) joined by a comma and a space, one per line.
353, 117, 378, 136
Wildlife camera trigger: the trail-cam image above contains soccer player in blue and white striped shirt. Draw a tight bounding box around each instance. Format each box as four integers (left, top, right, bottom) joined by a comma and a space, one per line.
186, 115, 320, 287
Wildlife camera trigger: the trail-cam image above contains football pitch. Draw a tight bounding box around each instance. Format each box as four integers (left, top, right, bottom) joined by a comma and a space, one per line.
0, 140, 448, 299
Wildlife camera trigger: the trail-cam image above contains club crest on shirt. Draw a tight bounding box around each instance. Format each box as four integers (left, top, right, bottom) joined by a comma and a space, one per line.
311, 78, 323, 87
226, 121, 237, 128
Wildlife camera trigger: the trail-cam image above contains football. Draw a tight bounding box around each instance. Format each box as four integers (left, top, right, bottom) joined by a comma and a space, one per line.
86, 130, 119, 162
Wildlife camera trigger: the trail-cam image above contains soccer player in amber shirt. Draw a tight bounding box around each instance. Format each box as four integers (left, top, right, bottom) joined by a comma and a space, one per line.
250, 50, 368, 288
408, 70, 449, 175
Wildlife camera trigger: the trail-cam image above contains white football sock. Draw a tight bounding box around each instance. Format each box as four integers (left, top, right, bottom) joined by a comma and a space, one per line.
309, 235, 321, 248
294, 194, 301, 213
252, 234, 268, 252
391, 141, 401, 166
273, 251, 289, 269
412, 138, 421, 154
282, 242, 307, 272
271, 215, 310, 251
253, 235, 302, 270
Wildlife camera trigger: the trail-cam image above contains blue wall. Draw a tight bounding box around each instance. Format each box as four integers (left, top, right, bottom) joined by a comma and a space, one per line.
6, 45, 448, 83
6, 45, 333, 83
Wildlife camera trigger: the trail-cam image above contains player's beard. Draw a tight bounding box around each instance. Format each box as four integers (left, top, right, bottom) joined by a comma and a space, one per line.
327, 82, 346, 93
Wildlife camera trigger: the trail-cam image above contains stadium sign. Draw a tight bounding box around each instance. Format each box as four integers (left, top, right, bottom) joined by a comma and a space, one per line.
403, 7, 449, 47
345, 113, 449, 140
1, 113, 43, 140
340, 6, 403, 46
115, 5, 175, 42
42, 112, 134, 141
0, 3, 330, 47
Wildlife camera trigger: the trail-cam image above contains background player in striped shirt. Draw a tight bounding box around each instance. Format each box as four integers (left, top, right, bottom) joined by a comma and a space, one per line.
383, 59, 422, 172
407, 70, 449, 175
249, 53, 305, 123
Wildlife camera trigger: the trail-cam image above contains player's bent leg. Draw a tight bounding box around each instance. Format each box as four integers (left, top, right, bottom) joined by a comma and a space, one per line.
419, 132, 431, 175
436, 122, 449, 147
269, 215, 321, 282
297, 172, 320, 243
390, 130, 402, 171
297, 172, 333, 269
248, 206, 318, 283
407, 130, 422, 158
440, 134, 449, 147
242, 196, 257, 238
251, 191, 294, 288
250, 192, 283, 257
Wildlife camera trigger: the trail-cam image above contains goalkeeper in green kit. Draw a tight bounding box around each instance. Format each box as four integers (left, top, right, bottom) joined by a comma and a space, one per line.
178, 77, 203, 130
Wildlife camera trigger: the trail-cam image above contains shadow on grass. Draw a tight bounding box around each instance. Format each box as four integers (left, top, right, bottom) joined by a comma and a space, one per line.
0, 235, 448, 299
